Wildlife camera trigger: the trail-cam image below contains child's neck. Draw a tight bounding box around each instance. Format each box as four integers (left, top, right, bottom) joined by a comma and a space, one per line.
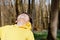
17, 21, 29, 27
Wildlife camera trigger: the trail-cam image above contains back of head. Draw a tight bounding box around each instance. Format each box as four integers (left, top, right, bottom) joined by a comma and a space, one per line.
17, 13, 29, 22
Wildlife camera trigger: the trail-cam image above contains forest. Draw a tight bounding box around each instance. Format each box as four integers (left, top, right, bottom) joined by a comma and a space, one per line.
0, 0, 60, 40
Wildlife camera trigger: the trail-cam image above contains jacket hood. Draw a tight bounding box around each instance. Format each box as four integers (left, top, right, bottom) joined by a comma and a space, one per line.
15, 22, 32, 30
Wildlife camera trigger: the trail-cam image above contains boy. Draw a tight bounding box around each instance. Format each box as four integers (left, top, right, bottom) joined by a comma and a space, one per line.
0, 13, 34, 40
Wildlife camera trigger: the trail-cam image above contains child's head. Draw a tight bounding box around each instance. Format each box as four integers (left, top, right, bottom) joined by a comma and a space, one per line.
16, 13, 30, 26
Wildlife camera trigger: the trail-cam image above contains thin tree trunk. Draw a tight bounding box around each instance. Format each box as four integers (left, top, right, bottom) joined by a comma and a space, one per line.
1, 0, 6, 26
58, 0, 60, 29
31, 0, 36, 31
35, 4, 41, 31
23, 0, 28, 12
28, 0, 31, 14
46, 0, 51, 30
0, 0, 1, 26
15, 0, 23, 16
39, 0, 44, 31
47, 0, 59, 40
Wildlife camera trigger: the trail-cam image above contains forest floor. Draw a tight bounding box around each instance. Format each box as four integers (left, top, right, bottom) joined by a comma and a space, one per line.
34, 30, 60, 40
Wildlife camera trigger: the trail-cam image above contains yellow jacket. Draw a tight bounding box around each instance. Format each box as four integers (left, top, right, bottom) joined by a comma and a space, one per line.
0, 22, 34, 40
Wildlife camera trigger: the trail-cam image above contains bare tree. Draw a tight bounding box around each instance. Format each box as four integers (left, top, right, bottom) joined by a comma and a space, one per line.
31, 0, 36, 31
47, 0, 59, 40
46, 0, 51, 30
28, 0, 30, 14
58, 0, 60, 29
15, 0, 23, 16
38, 0, 44, 31
34, 0, 43, 31
0, 0, 1, 26
23, 0, 28, 12
35, 3, 40, 31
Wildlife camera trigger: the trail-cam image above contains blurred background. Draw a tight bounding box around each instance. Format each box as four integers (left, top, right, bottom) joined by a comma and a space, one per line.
0, 0, 60, 40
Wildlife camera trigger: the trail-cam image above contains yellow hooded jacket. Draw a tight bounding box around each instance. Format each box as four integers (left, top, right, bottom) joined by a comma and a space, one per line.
0, 22, 34, 40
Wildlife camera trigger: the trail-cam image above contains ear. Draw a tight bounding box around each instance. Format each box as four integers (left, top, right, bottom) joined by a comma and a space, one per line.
15, 20, 17, 23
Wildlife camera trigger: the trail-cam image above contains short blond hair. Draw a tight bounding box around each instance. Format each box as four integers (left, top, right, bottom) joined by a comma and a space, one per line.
17, 13, 29, 22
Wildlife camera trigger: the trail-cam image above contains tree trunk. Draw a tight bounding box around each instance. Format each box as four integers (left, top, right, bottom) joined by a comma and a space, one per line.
35, 0, 43, 31
31, 0, 36, 31
47, 0, 59, 40
15, 0, 23, 16
35, 3, 41, 31
23, 0, 28, 12
58, 0, 60, 29
28, 0, 30, 14
0, 0, 1, 26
